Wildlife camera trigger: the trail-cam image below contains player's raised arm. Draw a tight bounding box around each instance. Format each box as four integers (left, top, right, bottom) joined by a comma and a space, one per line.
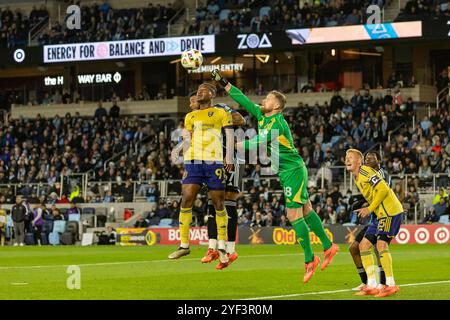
211, 69, 263, 121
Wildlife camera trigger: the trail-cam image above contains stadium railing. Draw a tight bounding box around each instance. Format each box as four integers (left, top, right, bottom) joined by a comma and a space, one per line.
3, 168, 447, 202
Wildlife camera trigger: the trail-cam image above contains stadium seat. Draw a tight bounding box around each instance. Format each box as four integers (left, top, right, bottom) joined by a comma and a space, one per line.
439, 215, 449, 224
49, 232, 60, 245
61, 232, 75, 245
83, 207, 95, 215
159, 219, 173, 227
95, 207, 107, 216
259, 6, 271, 17
219, 9, 230, 21
59, 209, 68, 219
43, 220, 54, 233
40, 233, 49, 245
53, 221, 67, 234
68, 214, 81, 222
66, 221, 79, 236
96, 215, 107, 227
82, 214, 95, 228
148, 216, 161, 226
25, 233, 35, 245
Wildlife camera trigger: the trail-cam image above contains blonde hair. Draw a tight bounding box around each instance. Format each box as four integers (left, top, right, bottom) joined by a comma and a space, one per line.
346, 148, 364, 161
269, 90, 286, 109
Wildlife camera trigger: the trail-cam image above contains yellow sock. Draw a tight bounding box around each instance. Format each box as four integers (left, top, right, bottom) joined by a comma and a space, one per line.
361, 250, 377, 287
215, 208, 228, 242
179, 207, 192, 247
379, 249, 395, 286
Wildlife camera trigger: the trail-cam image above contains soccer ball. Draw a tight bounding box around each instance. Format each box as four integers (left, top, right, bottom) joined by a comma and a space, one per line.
181, 49, 203, 70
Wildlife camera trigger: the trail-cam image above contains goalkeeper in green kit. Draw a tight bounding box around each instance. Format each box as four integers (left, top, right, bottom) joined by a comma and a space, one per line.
212, 69, 339, 283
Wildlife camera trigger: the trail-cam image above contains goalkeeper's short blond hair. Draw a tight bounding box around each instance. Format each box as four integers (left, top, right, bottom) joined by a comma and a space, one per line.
346, 148, 364, 161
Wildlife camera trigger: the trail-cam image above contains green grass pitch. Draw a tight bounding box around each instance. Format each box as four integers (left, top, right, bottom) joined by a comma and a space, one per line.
1, 244, 449, 300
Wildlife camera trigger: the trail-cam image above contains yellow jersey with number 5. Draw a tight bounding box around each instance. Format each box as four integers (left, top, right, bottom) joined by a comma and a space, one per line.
355, 165, 403, 218
184, 107, 233, 162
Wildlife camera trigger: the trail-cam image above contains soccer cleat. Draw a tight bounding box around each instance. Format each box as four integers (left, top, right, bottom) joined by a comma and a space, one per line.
228, 252, 238, 264
216, 252, 239, 270
201, 248, 219, 263
354, 285, 380, 296
168, 247, 191, 259
321, 243, 339, 271
218, 249, 229, 264
375, 285, 400, 298
303, 255, 320, 284
352, 283, 366, 292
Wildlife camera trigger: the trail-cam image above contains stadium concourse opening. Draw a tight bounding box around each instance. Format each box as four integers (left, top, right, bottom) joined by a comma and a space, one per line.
183, 48, 383, 95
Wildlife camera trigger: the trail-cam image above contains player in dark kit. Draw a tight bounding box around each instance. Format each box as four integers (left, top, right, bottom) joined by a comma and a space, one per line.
201, 102, 246, 270
349, 151, 388, 291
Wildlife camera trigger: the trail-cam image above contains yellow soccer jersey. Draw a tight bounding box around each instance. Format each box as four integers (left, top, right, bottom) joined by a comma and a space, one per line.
355, 165, 404, 219
184, 106, 233, 162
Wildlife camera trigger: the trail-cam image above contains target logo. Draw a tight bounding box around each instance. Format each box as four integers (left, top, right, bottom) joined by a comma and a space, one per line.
414, 227, 430, 244
396, 228, 410, 244
13, 49, 25, 63
434, 227, 450, 244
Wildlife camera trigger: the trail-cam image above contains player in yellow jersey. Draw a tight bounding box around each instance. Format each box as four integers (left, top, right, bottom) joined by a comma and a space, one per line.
168, 83, 234, 265
345, 149, 403, 297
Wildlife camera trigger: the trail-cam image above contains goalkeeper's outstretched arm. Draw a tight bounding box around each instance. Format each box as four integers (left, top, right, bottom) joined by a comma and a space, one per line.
211, 69, 263, 120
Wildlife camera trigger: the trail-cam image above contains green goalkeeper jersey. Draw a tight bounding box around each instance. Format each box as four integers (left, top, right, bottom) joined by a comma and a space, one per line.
228, 85, 304, 174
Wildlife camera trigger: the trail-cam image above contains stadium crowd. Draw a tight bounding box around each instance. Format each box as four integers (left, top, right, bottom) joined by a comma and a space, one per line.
0, 5, 49, 48
38, 0, 185, 46
182, 0, 386, 35
395, 0, 450, 21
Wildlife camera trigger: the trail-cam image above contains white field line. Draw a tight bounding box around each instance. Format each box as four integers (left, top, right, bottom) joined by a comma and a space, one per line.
0, 253, 298, 270
241, 280, 450, 300
0, 250, 447, 270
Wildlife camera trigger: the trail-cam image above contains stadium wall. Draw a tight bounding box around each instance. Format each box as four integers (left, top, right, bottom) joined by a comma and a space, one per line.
113, 225, 450, 246
10, 85, 437, 118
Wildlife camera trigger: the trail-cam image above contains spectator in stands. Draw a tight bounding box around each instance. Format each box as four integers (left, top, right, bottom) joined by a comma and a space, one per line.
134, 214, 149, 228
51, 90, 62, 104
301, 81, 314, 93
251, 211, 264, 228
94, 101, 107, 119
67, 202, 81, 217
146, 182, 159, 204
110, 100, 120, 119
155, 199, 170, 219
421, 207, 440, 224
103, 190, 115, 203
434, 197, 448, 218
122, 179, 134, 202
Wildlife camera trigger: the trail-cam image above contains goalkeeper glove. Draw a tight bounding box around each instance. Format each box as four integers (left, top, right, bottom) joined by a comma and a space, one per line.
211, 69, 229, 87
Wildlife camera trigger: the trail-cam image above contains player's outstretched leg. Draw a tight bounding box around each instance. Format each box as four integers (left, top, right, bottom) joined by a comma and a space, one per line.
168, 206, 192, 259
216, 199, 239, 270
287, 208, 319, 283
303, 202, 338, 270
202, 201, 219, 263
375, 240, 400, 298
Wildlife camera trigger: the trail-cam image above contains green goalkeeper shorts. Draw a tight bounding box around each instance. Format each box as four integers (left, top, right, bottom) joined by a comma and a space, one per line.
279, 165, 309, 209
